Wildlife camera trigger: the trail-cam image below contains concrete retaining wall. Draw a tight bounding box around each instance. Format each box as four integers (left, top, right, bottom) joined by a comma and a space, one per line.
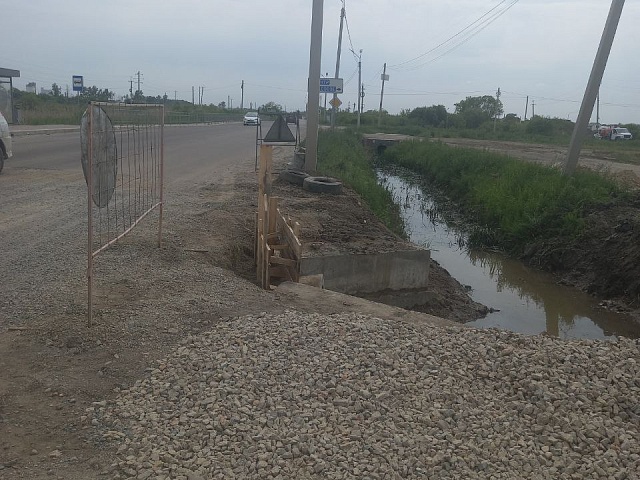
300, 249, 430, 295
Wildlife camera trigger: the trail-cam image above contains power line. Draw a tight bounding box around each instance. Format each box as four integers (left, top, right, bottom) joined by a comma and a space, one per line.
342, 1, 359, 63
389, 0, 519, 71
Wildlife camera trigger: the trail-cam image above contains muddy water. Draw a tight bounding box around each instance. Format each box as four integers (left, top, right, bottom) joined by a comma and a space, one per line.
380, 172, 640, 340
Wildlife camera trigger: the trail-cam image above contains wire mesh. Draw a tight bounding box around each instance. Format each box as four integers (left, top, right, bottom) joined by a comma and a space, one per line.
83, 102, 164, 326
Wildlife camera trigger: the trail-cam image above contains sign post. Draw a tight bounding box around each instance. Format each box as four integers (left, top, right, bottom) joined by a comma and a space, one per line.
72, 75, 84, 94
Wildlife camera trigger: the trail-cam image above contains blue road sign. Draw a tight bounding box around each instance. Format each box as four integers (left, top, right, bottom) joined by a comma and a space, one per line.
72, 75, 84, 92
319, 78, 343, 93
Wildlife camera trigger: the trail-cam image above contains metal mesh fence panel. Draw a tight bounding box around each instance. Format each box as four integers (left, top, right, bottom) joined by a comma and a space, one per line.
82, 102, 164, 326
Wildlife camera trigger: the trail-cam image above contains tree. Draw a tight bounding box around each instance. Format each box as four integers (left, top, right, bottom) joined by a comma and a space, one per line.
454, 95, 503, 128
51, 83, 62, 97
408, 105, 448, 127
260, 101, 283, 113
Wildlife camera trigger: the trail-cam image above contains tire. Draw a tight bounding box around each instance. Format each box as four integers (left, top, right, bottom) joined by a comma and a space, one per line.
280, 168, 309, 186
303, 176, 343, 194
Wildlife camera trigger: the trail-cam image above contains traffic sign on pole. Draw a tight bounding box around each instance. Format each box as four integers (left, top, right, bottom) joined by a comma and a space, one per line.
72, 75, 84, 92
319, 78, 343, 93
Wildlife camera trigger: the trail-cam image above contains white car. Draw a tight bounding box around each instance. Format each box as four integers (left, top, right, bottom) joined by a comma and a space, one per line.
243, 111, 260, 126
0, 111, 12, 174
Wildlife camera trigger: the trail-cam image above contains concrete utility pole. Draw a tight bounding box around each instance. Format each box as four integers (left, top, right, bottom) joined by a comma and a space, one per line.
378, 63, 387, 127
192, 86, 195, 104
493, 87, 501, 132
596, 91, 600, 125
323, 72, 329, 123
331, 5, 345, 128
524, 95, 528, 121
357, 49, 362, 129
564, 0, 625, 175
531, 100, 535, 118
305, 0, 323, 173
136, 71, 142, 93
241, 80, 244, 110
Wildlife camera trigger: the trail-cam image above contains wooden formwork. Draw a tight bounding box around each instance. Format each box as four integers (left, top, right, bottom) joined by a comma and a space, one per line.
256, 145, 302, 289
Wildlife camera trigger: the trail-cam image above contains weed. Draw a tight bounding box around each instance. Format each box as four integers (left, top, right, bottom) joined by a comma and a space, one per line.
316, 130, 406, 238
380, 140, 627, 253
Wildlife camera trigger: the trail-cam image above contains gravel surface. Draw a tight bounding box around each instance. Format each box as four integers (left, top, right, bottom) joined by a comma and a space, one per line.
93, 310, 640, 479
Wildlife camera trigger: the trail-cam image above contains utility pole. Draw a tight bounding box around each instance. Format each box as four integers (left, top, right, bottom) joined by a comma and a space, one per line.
129, 78, 133, 98
174, 90, 177, 101
241, 80, 244, 110
596, 91, 600, 125
323, 72, 328, 123
493, 87, 501, 132
305, 0, 323, 173
192, 86, 195, 104
136, 71, 142, 94
524, 95, 529, 121
531, 100, 535, 118
331, 5, 345, 128
378, 62, 387, 127
357, 49, 362, 129
565, 0, 624, 175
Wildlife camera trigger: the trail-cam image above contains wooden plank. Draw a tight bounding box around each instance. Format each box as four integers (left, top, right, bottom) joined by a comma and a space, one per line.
269, 256, 298, 268
254, 212, 258, 264
268, 197, 279, 235
269, 266, 291, 280
259, 144, 273, 196
256, 227, 264, 283
263, 243, 272, 289
280, 218, 302, 260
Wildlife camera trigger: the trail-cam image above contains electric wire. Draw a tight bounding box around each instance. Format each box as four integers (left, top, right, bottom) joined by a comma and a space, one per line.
389, 0, 519, 71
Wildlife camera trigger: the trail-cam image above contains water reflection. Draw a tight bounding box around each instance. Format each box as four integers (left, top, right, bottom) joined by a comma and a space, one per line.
379, 170, 640, 340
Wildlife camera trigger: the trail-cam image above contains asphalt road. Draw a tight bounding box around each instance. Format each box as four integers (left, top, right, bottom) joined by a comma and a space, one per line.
8, 123, 265, 189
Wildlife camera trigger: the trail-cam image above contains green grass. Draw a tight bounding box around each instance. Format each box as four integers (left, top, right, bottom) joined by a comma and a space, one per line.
380, 140, 628, 252
316, 130, 406, 237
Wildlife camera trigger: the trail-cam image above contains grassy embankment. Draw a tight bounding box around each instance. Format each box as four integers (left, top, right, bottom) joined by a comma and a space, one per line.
379, 140, 628, 254
316, 129, 406, 238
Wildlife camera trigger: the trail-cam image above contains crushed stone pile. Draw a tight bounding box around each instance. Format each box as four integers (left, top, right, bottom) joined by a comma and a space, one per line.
91, 310, 640, 479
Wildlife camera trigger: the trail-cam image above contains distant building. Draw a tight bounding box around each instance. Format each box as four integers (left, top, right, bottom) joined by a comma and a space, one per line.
40, 87, 52, 95
26, 82, 36, 93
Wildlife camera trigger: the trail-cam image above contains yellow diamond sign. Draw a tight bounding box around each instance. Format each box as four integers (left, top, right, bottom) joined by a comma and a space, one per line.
329, 97, 342, 108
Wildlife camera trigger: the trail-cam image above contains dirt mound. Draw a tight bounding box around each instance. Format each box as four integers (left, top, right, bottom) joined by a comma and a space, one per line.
523, 192, 640, 317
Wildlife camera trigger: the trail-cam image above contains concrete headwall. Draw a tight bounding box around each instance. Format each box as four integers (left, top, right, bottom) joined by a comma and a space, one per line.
300, 249, 430, 295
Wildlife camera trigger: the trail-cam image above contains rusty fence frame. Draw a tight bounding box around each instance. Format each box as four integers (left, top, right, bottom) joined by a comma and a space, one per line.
85, 102, 164, 326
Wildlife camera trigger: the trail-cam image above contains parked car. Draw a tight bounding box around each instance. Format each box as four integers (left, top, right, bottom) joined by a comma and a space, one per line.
0, 111, 13, 174
243, 111, 260, 126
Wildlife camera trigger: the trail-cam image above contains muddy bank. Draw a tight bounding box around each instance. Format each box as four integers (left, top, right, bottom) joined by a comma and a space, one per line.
521, 192, 640, 322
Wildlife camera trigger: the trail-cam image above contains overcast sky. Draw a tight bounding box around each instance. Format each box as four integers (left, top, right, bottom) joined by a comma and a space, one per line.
1, 0, 638, 123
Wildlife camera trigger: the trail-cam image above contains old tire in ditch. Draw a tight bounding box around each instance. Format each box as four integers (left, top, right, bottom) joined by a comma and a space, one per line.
303, 176, 343, 195
280, 168, 309, 186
